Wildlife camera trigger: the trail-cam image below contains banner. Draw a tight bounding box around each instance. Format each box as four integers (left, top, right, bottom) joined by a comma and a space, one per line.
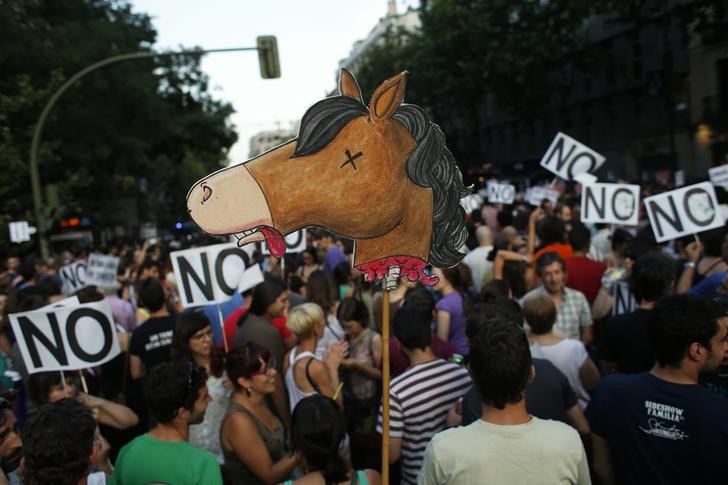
85, 254, 119, 287
580, 183, 640, 226
644, 182, 723, 243
539, 132, 606, 181
10, 299, 120, 374
171, 242, 251, 308
59, 261, 88, 295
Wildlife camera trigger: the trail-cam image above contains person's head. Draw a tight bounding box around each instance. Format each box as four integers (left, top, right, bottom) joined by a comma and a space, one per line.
302, 247, 318, 266
28, 372, 78, 406
522, 292, 557, 335
318, 231, 336, 249
306, 270, 336, 314
475, 226, 494, 247
568, 223, 591, 252
171, 311, 213, 362
136, 258, 159, 281
21, 398, 96, 485
536, 216, 567, 245
555, 202, 572, 222
469, 319, 532, 409
630, 251, 675, 303
18, 260, 37, 283
287, 302, 325, 339
332, 261, 352, 287
649, 295, 728, 373
480, 279, 511, 302
466, 300, 524, 341
611, 228, 633, 256
337, 298, 369, 338
225, 343, 276, 397
432, 265, 466, 293
249, 277, 288, 318
535, 252, 567, 294
291, 395, 348, 484
393, 304, 431, 352
699, 225, 728, 258
496, 208, 513, 230
289, 275, 305, 296
0, 398, 22, 475
404, 286, 436, 321
145, 360, 209, 426
137, 277, 165, 312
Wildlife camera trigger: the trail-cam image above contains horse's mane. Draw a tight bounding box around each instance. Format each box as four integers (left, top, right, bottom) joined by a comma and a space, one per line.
293, 96, 470, 268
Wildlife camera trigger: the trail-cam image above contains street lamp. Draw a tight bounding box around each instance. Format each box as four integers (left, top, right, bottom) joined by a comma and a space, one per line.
30, 39, 280, 258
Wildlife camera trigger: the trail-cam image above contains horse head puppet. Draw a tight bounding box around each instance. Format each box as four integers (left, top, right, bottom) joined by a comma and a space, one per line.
187, 69, 469, 286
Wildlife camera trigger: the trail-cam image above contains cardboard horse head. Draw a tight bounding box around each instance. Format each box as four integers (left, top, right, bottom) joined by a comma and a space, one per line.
187, 70, 469, 285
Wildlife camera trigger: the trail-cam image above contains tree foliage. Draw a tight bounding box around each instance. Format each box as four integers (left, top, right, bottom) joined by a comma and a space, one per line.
0, 0, 237, 244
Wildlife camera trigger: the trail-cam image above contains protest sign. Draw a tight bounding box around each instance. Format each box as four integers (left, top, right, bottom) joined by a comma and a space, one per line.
581, 183, 640, 226
85, 254, 119, 287
10, 299, 120, 374
540, 132, 606, 181
487, 181, 516, 204
8, 221, 31, 243
261, 229, 307, 256
708, 165, 728, 189
238, 264, 265, 293
459, 194, 483, 213
611, 282, 637, 316
644, 182, 723, 243
527, 186, 560, 207
59, 261, 88, 295
171, 242, 250, 308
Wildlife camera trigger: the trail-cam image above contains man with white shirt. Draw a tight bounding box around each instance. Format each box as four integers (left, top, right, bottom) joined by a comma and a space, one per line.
462, 226, 493, 293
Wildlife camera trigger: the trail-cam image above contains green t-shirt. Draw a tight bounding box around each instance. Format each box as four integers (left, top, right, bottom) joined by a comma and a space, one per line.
109, 434, 222, 485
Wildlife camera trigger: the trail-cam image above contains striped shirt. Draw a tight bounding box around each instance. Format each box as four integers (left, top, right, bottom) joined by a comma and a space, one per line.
377, 359, 471, 484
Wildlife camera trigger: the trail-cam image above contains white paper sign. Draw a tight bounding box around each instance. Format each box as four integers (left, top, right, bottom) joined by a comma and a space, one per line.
540, 132, 606, 181
487, 182, 516, 204
238, 264, 265, 293
611, 282, 637, 316
59, 261, 88, 295
10, 299, 121, 374
644, 182, 723, 243
708, 165, 728, 189
261, 229, 307, 255
581, 183, 640, 226
171, 242, 250, 308
85, 254, 119, 287
8, 221, 30, 243
527, 186, 560, 207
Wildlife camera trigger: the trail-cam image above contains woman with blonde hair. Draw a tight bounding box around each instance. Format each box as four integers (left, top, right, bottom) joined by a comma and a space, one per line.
283, 303, 348, 412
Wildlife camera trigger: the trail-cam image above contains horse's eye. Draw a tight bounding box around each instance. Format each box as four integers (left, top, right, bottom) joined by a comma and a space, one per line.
339, 149, 363, 171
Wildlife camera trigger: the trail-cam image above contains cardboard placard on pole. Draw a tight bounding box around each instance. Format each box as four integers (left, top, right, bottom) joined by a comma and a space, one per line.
85, 254, 119, 287
59, 261, 88, 295
580, 183, 640, 226
487, 181, 516, 204
539, 132, 606, 181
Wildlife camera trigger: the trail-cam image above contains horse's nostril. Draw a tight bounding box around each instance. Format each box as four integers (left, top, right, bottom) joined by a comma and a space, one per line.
201, 184, 213, 203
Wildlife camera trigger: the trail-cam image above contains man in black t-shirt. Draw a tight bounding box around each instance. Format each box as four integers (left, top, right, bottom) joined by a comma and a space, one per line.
599, 252, 674, 374
588, 295, 728, 485
130, 278, 176, 379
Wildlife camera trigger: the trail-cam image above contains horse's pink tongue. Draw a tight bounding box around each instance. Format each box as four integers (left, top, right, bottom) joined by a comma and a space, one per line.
259, 227, 286, 258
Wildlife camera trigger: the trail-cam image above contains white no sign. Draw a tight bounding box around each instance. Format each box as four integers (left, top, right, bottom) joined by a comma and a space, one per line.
487, 182, 516, 204
581, 183, 640, 226
540, 132, 606, 181
644, 182, 724, 243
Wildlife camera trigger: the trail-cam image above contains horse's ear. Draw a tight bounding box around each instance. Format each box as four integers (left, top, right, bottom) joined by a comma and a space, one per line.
369, 71, 407, 121
339, 68, 363, 103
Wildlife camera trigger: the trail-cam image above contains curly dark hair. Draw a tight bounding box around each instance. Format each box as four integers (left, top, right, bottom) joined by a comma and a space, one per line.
22, 398, 96, 485
145, 360, 207, 424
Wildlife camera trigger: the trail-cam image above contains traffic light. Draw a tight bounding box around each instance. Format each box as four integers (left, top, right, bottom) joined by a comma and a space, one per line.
257, 35, 281, 79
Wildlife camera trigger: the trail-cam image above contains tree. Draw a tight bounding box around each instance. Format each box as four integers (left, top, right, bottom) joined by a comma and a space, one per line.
0, 0, 236, 252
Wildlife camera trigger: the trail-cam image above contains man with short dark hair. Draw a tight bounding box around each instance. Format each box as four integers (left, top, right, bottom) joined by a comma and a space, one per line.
22, 398, 109, 485
110, 361, 222, 485
565, 223, 606, 304
377, 305, 470, 485
419, 319, 590, 484
318, 231, 347, 277
129, 278, 175, 379
599, 251, 674, 374
587, 294, 728, 484
524, 252, 593, 344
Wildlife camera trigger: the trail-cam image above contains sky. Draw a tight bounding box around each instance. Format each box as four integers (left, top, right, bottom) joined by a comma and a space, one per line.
131, 0, 412, 164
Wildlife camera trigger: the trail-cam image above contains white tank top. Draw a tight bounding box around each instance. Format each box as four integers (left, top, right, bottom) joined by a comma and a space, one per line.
285, 347, 319, 412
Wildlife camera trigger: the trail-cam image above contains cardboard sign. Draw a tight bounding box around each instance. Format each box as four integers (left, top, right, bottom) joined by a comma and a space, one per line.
487, 182, 516, 204
261, 229, 307, 255
237, 264, 265, 293
10, 299, 120, 373
8, 221, 30, 243
59, 261, 88, 295
527, 186, 560, 207
581, 183, 640, 226
540, 132, 606, 181
85, 254, 119, 287
644, 182, 723, 243
171, 242, 250, 308
708, 165, 728, 189
611, 282, 637, 316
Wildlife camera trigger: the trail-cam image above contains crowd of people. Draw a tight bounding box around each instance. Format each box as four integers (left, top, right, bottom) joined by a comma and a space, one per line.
1, 185, 727, 484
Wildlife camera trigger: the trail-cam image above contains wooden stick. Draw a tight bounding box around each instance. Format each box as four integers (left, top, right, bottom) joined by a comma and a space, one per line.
694, 233, 701, 244
79, 369, 89, 394
217, 304, 229, 352
60, 370, 67, 394
549, 176, 560, 188
332, 382, 344, 401
381, 289, 391, 485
